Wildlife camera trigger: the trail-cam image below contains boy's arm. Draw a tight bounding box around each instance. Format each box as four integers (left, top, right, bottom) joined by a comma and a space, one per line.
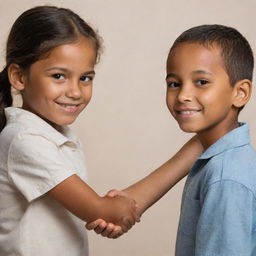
86, 135, 202, 235
121, 135, 202, 215
47, 175, 139, 232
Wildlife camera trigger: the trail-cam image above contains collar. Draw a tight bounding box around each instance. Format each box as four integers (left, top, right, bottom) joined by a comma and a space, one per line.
198, 123, 250, 160
5, 107, 79, 147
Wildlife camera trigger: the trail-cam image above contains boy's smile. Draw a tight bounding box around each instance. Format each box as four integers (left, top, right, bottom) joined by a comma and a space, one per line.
166, 43, 239, 147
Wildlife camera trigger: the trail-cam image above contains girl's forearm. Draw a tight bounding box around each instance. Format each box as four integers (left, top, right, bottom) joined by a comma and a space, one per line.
123, 135, 203, 215
47, 175, 135, 225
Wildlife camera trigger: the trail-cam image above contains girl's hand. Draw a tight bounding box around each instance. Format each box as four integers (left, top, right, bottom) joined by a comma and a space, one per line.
85, 190, 140, 238
101, 194, 139, 232
85, 219, 123, 239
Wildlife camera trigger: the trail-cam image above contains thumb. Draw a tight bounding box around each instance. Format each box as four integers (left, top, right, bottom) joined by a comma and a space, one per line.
106, 189, 119, 197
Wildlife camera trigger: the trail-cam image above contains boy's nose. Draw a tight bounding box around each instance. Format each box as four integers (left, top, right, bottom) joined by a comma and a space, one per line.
66, 80, 82, 99
177, 85, 193, 103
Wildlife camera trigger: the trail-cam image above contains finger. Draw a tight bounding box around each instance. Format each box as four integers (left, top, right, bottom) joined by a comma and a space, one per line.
94, 221, 108, 234
100, 223, 115, 237
133, 213, 141, 223
106, 189, 119, 198
121, 218, 133, 232
85, 219, 105, 230
120, 223, 129, 233
132, 201, 141, 223
128, 213, 136, 226
108, 226, 123, 239
108, 225, 122, 238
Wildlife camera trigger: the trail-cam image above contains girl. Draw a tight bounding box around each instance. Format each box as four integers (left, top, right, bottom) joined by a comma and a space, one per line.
0, 5, 202, 256
0, 6, 139, 256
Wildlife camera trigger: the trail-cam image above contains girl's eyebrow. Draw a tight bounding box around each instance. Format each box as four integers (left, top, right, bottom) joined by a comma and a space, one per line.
45, 67, 95, 75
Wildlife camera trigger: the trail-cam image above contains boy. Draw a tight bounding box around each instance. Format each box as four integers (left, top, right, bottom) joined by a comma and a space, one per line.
88, 24, 256, 255
166, 24, 255, 255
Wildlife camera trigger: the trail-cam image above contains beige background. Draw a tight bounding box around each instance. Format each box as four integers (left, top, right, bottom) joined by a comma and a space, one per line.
1, 1, 256, 255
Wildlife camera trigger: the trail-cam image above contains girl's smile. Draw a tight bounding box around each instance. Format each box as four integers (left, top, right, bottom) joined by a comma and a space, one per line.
17, 37, 97, 131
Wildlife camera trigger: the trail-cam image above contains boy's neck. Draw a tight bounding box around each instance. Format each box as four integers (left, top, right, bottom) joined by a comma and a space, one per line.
198, 120, 239, 150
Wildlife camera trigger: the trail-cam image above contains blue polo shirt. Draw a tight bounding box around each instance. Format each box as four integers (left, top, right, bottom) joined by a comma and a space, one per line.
175, 123, 256, 256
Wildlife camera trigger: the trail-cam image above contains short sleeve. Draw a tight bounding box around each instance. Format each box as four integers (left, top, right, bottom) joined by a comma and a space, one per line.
7, 133, 77, 202
196, 180, 255, 256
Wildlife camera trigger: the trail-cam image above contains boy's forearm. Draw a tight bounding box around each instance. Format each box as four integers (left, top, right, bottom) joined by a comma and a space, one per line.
123, 135, 203, 215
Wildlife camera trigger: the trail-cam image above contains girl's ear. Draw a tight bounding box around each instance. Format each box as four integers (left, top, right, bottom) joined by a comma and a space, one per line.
232, 79, 252, 108
8, 64, 26, 91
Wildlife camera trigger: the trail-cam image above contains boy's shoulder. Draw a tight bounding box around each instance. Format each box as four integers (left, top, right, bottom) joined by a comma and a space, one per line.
198, 123, 256, 193
221, 142, 256, 186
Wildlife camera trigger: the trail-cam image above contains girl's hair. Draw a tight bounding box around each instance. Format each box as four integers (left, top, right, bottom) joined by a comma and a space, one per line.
0, 5, 102, 132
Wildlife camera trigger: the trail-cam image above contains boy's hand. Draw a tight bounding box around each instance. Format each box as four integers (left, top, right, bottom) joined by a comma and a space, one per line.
107, 189, 128, 198
85, 190, 140, 238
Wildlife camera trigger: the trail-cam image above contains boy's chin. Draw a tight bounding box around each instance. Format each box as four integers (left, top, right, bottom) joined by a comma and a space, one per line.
178, 124, 198, 133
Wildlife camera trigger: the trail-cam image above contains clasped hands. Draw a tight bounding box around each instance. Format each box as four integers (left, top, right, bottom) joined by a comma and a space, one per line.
86, 190, 140, 239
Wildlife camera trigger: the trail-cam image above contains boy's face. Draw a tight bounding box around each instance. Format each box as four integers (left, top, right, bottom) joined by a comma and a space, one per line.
166, 43, 238, 142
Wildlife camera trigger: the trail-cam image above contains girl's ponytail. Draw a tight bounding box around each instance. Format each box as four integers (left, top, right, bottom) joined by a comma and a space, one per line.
0, 67, 12, 132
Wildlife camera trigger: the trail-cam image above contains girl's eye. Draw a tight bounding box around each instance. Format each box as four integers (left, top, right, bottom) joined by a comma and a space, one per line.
196, 79, 209, 86
167, 81, 180, 88
52, 74, 65, 80
80, 76, 93, 82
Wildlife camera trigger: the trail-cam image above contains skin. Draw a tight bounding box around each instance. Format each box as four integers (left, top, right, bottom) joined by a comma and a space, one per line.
87, 42, 252, 238
8, 36, 140, 232
166, 43, 251, 148
86, 136, 203, 238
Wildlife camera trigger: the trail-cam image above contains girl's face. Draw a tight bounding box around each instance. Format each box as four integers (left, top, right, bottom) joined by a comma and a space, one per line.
21, 37, 96, 131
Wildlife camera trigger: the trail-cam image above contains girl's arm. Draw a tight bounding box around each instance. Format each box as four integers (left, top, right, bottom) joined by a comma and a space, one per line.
47, 175, 139, 232
86, 135, 202, 237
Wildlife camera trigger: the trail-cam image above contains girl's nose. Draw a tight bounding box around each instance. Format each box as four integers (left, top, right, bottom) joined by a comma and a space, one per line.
66, 80, 82, 99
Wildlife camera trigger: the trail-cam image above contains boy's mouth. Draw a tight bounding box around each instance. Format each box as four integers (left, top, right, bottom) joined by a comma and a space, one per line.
175, 108, 201, 118
177, 110, 200, 115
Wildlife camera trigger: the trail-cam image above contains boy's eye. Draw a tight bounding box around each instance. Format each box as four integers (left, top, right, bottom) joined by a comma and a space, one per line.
196, 79, 209, 86
167, 81, 180, 88
52, 74, 65, 80
80, 75, 93, 82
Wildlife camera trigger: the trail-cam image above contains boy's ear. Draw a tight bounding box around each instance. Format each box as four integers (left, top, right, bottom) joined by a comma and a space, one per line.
232, 79, 252, 108
8, 64, 26, 91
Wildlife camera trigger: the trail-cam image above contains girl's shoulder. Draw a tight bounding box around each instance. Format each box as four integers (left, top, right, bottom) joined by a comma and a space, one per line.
3, 107, 75, 147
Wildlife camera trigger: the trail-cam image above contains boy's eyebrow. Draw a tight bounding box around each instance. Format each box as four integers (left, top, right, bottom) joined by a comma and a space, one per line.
166, 73, 178, 79
166, 70, 213, 79
45, 67, 95, 75
192, 70, 213, 76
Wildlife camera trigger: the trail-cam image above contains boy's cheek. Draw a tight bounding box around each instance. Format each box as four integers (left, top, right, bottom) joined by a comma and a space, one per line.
166, 99, 175, 116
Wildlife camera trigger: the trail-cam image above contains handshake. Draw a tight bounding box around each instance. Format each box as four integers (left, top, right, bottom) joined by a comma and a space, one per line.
86, 189, 140, 239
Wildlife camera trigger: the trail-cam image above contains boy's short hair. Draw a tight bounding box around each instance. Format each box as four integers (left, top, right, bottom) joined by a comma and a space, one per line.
168, 24, 254, 86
